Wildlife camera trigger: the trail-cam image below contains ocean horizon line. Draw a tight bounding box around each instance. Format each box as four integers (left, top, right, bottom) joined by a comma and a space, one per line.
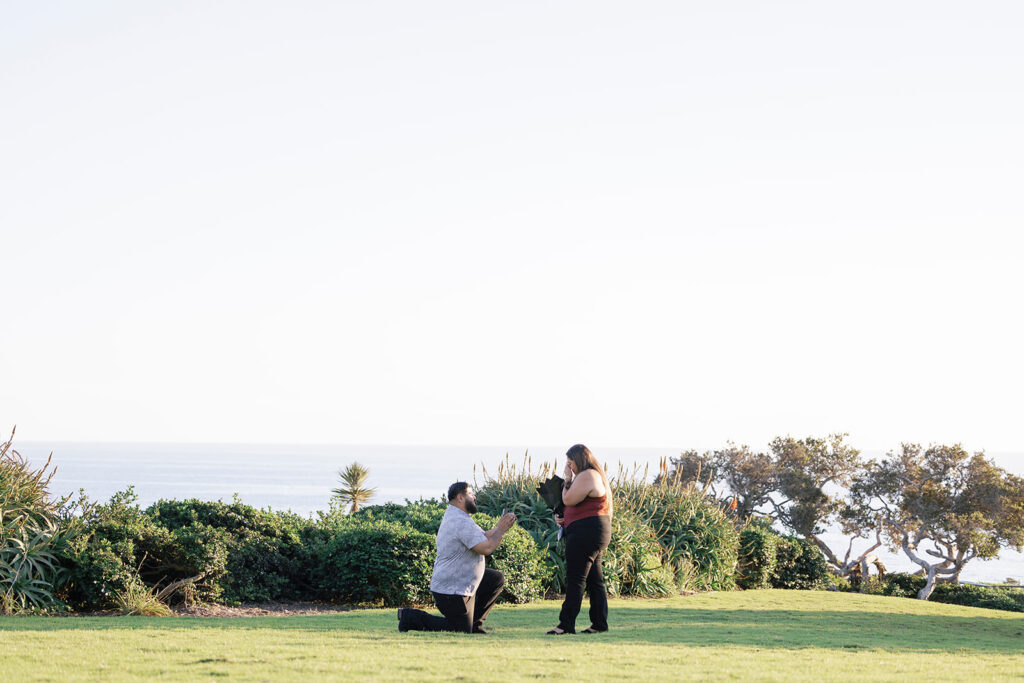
18, 439, 1024, 457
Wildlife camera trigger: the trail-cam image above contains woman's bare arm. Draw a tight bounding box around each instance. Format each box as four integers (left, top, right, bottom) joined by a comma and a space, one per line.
562, 470, 602, 506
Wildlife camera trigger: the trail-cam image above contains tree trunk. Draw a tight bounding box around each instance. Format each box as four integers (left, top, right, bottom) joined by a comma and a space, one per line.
917, 566, 938, 600
901, 535, 939, 600
808, 534, 842, 574
859, 556, 871, 593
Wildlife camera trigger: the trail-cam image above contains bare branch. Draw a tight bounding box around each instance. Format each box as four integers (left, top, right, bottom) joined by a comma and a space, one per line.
154, 573, 205, 602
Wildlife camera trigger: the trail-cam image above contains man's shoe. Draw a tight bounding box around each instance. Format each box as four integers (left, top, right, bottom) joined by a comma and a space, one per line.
397, 608, 410, 632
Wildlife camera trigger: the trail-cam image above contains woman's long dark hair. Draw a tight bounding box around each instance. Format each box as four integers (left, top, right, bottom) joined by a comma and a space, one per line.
566, 444, 613, 515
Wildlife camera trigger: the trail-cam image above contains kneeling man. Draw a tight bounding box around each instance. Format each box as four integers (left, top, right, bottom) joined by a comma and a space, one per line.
398, 482, 516, 633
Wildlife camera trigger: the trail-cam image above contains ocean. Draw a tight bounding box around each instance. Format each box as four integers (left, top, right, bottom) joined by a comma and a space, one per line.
16, 441, 1024, 584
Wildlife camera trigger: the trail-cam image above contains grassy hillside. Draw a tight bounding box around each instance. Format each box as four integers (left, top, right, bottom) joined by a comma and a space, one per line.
2, 591, 1023, 681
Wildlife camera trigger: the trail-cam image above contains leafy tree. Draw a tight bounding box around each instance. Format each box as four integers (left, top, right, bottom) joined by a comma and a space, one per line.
654, 450, 714, 488
846, 443, 1024, 600
660, 445, 773, 520
662, 434, 884, 580
768, 434, 880, 579
710, 444, 775, 520
331, 462, 376, 513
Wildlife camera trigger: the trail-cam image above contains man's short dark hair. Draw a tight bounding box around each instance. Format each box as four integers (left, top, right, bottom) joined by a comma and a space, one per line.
447, 481, 470, 501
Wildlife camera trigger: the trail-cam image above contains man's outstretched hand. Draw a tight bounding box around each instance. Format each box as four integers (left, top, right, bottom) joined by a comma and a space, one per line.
498, 512, 517, 532
476, 513, 517, 555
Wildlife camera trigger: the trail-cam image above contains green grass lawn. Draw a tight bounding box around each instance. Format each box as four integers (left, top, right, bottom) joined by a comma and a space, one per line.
2, 591, 1023, 681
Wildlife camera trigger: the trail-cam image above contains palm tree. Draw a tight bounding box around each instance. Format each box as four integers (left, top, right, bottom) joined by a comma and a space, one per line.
331, 461, 375, 513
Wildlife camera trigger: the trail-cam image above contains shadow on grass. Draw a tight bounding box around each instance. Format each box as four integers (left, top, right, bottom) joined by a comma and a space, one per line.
3, 605, 1023, 654
549, 606, 1024, 653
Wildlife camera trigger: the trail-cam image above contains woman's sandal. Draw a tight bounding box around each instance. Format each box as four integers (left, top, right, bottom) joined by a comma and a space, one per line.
545, 627, 569, 635
581, 627, 606, 634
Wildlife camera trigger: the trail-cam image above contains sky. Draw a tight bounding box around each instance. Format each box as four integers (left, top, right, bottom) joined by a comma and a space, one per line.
2, 1, 1022, 452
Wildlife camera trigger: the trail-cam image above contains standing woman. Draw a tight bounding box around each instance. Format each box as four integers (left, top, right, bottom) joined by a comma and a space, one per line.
548, 444, 613, 634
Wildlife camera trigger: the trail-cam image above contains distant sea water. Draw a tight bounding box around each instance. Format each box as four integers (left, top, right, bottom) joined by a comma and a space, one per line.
17, 442, 1024, 584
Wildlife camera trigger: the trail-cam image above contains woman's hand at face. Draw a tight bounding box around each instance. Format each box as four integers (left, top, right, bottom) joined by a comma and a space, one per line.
563, 461, 574, 481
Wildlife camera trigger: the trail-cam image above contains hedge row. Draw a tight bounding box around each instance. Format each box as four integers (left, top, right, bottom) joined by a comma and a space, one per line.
8, 439, 1022, 614
22, 486, 1024, 614
60, 491, 546, 610
864, 573, 1024, 612
59, 475, 763, 611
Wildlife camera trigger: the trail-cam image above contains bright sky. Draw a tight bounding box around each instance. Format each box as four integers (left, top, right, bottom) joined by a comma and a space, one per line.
2, 2, 1022, 451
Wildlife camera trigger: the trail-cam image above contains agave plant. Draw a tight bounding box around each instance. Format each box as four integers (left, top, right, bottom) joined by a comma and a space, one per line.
1, 428, 87, 613
615, 467, 739, 591
473, 453, 566, 588
474, 452, 741, 595
331, 461, 376, 513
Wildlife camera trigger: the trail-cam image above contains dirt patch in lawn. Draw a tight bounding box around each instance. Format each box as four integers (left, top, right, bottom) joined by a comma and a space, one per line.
55, 602, 357, 618
173, 602, 356, 617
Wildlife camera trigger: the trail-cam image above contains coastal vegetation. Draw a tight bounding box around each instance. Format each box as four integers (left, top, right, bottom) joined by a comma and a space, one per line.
664, 434, 1024, 600
2, 429, 1023, 618
1, 429, 88, 613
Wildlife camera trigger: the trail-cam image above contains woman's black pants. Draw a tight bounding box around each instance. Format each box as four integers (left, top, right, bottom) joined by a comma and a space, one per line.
558, 515, 611, 633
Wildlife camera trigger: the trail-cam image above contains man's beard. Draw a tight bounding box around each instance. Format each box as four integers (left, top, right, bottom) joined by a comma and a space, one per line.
465, 499, 478, 514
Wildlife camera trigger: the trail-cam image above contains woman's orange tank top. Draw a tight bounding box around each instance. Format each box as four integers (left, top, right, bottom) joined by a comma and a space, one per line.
564, 493, 611, 528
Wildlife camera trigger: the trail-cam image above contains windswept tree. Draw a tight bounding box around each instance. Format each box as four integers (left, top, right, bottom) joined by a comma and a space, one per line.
654, 450, 714, 488
846, 443, 1024, 600
331, 461, 376, 513
660, 445, 774, 519
769, 434, 880, 578
662, 434, 884, 580
710, 444, 776, 520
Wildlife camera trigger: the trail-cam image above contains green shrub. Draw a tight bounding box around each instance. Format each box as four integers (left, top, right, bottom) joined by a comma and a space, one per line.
62, 489, 229, 609
865, 573, 1024, 612
617, 481, 739, 591
354, 499, 448, 535
311, 518, 435, 606
734, 523, 830, 592
474, 513, 550, 603
146, 498, 312, 604
356, 499, 550, 603
829, 574, 854, 592
602, 509, 676, 597
932, 583, 1024, 612
736, 523, 778, 590
772, 536, 829, 590
61, 535, 140, 608
865, 572, 924, 598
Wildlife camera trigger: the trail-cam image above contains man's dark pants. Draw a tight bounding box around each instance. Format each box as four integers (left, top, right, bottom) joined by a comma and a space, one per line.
401, 568, 505, 633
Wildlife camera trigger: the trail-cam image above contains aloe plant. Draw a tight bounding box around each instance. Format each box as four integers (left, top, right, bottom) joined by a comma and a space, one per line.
1, 428, 87, 613
474, 452, 739, 595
